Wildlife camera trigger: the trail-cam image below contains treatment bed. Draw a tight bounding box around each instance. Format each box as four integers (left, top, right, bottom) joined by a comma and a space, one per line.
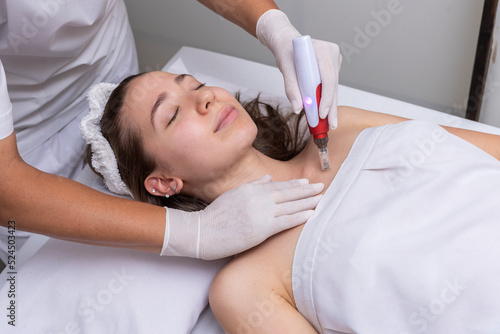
1, 46, 500, 333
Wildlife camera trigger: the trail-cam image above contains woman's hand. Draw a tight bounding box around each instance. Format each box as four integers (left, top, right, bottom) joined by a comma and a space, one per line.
162, 175, 323, 259
256, 9, 342, 129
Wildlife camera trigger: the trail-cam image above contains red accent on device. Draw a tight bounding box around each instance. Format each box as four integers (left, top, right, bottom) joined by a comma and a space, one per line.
307, 83, 329, 139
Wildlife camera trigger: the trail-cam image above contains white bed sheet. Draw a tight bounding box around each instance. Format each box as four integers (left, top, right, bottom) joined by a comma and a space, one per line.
1, 46, 499, 334
0, 164, 228, 334
164, 46, 500, 333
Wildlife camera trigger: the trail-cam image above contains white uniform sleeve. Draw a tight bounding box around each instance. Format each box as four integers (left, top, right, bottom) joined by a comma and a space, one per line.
0, 60, 14, 140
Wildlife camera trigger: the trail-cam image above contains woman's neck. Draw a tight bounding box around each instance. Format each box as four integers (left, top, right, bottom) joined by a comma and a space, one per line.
190, 134, 341, 204
191, 146, 315, 203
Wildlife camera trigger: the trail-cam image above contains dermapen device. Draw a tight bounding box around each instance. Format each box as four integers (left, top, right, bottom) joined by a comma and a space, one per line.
293, 35, 331, 170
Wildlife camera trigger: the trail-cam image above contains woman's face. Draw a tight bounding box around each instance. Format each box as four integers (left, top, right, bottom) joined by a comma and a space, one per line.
122, 71, 258, 189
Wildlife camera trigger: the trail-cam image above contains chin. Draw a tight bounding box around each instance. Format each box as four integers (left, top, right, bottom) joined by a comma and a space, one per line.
238, 123, 258, 148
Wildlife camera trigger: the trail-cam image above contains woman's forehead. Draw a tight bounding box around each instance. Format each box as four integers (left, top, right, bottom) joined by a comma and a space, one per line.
133, 71, 173, 90
125, 72, 167, 106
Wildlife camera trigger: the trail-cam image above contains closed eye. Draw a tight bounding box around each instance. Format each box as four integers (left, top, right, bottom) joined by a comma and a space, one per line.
168, 107, 179, 126
167, 83, 204, 126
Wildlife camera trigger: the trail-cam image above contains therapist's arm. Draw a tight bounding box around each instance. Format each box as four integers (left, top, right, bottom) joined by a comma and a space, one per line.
196, 0, 278, 36
0, 132, 166, 253
197, 0, 341, 128
0, 131, 323, 258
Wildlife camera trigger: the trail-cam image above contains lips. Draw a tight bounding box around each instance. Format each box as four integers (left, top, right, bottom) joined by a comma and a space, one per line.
215, 105, 238, 132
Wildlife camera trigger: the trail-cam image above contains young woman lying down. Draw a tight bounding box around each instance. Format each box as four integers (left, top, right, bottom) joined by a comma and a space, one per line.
84, 71, 500, 333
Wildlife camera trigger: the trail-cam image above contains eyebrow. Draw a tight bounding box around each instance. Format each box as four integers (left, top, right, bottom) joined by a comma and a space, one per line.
176, 73, 192, 83
150, 74, 192, 128
150, 92, 167, 129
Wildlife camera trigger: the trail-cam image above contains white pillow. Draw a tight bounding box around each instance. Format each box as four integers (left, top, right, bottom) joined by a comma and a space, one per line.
0, 166, 228, 333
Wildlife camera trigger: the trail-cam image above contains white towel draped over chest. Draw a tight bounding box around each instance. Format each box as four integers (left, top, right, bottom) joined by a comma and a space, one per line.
293, 120, 500, 334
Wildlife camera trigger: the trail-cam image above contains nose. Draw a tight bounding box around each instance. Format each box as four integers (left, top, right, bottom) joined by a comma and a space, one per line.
195, 88, 214, 115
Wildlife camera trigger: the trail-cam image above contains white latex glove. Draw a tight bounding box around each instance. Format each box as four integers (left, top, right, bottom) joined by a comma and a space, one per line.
256, 9, 342, 129
161, 175, 323, 260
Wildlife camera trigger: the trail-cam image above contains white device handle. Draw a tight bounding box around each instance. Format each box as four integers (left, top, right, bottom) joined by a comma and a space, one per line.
293, 35, 321, 128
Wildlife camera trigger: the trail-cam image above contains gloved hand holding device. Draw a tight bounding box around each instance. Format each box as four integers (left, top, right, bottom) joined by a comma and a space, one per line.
256, 9, 342, 129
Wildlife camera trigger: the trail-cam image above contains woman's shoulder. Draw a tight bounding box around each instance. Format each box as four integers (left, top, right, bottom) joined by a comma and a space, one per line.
209, 226, 304, 330
336, 106, 410, 131
210, 224, 303, 297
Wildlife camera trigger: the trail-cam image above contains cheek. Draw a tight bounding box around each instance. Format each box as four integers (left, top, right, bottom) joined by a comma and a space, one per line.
146, 123, 208, 172
233, 115, 258, 148
212, 87, 236, 99
167, 124, 217, 169
173, 121, 206, 146
162, 114, 257, 177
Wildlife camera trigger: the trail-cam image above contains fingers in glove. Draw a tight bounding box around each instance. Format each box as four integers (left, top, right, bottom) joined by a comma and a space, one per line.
273, 182, 324, 203
318, 64, 338, 129
289, 88, 303, 114
313, 39, 342, 127
249, 174, 272, 184
318, 70, 335, 121
263, 178, 311, 191
281, 61, 303, 114
272, 209, 317, 234
274, 194, 323, 218
328, 94, 338, 130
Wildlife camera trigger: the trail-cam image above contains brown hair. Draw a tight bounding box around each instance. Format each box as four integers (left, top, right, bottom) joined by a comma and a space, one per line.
87, 73, 307, 211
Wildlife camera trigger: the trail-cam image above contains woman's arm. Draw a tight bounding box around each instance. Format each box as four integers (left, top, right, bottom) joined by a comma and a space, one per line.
441, 126, 500, 160
196, 0, 278, 36
209, 223, 317, 333
209, 258, 317, 333
339, 106, 500, 160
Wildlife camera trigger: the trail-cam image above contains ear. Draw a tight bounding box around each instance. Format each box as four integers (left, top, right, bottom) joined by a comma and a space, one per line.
145, 175, 184, 197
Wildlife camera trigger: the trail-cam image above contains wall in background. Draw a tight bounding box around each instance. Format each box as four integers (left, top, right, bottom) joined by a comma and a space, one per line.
123, 0, 485, 118
480, 3, 500, 127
